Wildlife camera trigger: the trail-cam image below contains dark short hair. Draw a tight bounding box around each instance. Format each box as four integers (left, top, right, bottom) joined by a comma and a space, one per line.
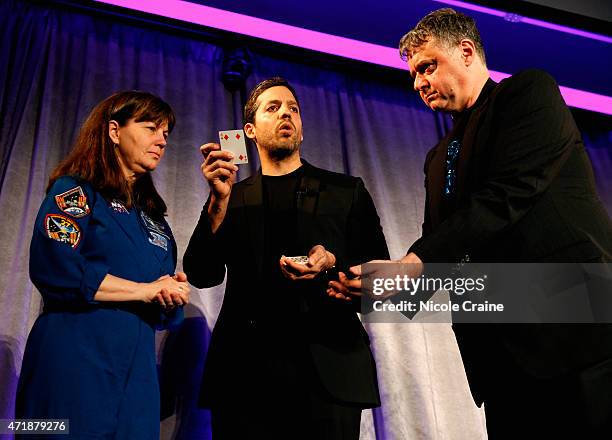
399, 8, 486, 65
243, 77, 300, 125
48, 91, 175, 219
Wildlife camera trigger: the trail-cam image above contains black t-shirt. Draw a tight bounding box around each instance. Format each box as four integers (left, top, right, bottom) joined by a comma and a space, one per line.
261, 165, 305, 313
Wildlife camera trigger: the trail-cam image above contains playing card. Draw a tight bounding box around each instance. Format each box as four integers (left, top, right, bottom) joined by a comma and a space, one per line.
219, 129, 248, 164
286, 256, 309, 265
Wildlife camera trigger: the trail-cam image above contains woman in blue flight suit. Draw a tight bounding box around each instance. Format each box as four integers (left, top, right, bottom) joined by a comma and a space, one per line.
16, 91, 190, 439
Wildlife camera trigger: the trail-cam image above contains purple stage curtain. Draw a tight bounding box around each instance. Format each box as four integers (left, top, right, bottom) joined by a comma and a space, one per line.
1, 1, 609, 439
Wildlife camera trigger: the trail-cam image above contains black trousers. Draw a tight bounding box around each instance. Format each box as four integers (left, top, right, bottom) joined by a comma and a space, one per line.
209, 346, 363, 440
211, 398, 361, 440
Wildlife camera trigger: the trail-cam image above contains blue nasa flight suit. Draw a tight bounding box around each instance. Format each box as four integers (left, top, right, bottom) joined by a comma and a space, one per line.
16, 176, 182, 439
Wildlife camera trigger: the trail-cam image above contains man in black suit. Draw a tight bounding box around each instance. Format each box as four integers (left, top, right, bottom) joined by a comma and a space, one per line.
330, 8, 612, 439
183, 77, 389, 439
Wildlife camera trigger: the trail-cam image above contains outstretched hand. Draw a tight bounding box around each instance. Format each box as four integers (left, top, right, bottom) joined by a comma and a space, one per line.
279, 245, 336, 281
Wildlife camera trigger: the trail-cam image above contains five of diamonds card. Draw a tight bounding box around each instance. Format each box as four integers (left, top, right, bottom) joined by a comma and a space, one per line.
219, 129, 248, 164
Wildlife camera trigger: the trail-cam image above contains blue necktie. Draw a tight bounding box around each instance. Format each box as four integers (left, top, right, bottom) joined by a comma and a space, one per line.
444, 139, 460, 197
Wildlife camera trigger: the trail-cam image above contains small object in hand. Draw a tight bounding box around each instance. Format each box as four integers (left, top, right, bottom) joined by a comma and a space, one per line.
219, 129, 248, 164
286, 256, 309, 265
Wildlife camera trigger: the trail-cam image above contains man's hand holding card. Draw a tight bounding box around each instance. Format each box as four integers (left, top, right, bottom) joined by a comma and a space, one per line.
199, 129, 249, 198
279, 245, 336, 281
199, 136, 244, 233
199, 142, 237, 200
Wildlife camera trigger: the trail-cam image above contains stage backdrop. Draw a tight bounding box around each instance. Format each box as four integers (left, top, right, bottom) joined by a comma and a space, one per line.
1, 1, 609, 439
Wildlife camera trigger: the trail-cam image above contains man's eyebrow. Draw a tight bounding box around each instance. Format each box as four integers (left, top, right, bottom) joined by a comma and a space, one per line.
414, 58, 434, 74
262, 99, 299, 108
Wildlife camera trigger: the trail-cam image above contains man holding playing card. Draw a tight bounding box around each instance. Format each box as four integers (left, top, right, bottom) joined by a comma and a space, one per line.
183, 77, 389, 439
329, 8, 612, 439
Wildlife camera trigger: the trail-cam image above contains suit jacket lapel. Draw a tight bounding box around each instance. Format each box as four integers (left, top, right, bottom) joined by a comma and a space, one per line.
455, 79, 496, 201
456, 94, 490, 201
427, 136, 451, 229
296, 168, 322, 250
242, 171, 265, 276
424, 79, 498, 232
427, 114, 481, 225
455, 109, 484, 201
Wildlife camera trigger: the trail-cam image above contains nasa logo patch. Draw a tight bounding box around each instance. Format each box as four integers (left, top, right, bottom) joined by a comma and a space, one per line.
110, 199, 129, 214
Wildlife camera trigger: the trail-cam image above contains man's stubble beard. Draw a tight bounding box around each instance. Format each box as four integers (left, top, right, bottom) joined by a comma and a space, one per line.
261, 137, 301, 161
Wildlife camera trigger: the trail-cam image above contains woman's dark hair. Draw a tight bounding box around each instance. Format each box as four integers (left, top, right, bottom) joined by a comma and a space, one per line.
48, 91, 176, 219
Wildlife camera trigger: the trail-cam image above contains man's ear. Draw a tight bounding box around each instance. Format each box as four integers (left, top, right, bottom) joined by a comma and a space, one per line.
459, 39, 476, 66
244, 122, 256, 140
108, 120, 120, 144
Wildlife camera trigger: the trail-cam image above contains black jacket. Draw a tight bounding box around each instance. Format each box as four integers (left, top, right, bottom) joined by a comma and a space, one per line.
184, 160, 389, 408
409, 70, 612, 404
